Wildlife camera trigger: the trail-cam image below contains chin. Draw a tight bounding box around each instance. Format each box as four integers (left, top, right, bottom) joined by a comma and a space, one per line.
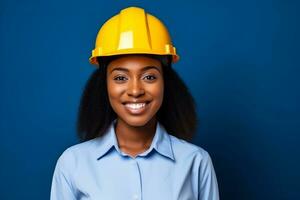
120, 115, 154, 127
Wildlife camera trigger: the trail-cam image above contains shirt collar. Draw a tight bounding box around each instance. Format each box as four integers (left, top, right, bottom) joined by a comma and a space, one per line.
94, 119, 175, 161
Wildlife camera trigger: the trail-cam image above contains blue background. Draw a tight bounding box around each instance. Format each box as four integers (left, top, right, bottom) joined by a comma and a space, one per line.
1, 0, 299, 199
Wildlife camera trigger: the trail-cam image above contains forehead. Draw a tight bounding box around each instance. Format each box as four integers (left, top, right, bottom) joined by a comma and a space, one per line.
107, 55, 162, 72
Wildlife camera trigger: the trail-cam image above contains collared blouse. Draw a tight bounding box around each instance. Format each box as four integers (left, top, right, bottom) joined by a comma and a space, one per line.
50, 120, 219, 200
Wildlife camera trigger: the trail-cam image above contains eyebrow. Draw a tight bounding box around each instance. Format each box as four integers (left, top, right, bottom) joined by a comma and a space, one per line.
110, 66, 161, 74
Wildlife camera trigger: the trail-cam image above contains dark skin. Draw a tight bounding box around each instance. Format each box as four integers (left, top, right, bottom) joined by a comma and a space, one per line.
106, 55, 164, 158
115, 115, 157, 157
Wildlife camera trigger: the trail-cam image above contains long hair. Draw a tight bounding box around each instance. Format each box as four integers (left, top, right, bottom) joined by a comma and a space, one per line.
77, 55, 198, 142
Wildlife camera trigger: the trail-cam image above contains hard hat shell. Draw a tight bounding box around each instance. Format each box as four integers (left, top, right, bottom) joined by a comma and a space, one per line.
89, 7, 179, 65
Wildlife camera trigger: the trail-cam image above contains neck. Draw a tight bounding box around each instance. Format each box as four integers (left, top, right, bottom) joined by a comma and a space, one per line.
114, 117, 157, 153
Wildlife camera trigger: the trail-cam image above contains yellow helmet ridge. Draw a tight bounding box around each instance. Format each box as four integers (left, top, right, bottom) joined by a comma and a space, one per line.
89, 7, 179, 65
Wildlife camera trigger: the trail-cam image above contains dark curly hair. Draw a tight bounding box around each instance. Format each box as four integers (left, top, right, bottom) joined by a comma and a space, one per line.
76, 54, 198, 142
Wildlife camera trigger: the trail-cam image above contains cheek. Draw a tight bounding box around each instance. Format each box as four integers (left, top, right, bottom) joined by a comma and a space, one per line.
106, 83, 125, 115
107, 81, 125, 103
151, 82, 164, 104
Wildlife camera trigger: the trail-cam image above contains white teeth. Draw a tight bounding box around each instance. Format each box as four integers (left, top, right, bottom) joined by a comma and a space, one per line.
125, 103, 146, 109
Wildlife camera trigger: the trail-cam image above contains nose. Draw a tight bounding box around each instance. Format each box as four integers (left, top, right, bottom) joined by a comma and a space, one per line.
127, 78, 145, 97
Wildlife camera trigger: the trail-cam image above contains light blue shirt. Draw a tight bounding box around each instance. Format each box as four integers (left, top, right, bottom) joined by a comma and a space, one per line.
50, 120, 219, 200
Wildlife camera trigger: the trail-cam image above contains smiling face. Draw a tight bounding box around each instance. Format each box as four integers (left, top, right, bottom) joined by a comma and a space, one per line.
106, 55, 164, 127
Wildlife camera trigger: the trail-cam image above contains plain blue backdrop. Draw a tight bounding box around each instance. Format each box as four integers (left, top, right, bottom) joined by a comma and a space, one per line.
1, 0, 299, 199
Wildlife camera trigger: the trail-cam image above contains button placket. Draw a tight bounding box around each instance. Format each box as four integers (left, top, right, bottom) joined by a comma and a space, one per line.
130, 159, 142, 200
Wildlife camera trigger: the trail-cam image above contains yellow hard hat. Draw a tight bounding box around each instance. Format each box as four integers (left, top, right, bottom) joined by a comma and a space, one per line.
89, 7, 179, 65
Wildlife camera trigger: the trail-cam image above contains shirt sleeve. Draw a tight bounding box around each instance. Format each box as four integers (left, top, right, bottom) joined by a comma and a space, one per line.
198, 151, 220, 200
50, 151, 77, 200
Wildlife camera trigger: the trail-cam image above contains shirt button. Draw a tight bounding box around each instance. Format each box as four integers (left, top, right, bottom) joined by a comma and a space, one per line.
132, 194, 139, 200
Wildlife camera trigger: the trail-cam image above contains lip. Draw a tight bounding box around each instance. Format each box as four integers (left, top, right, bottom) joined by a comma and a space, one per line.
123, 101, 150, 115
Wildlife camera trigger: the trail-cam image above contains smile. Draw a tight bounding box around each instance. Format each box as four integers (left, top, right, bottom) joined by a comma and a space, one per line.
123, 102, 150, 115
125, 103, 146, 109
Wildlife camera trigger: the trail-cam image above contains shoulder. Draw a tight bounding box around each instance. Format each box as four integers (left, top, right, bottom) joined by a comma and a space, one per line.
54, 138, 100, 171
168, 134, 211, 163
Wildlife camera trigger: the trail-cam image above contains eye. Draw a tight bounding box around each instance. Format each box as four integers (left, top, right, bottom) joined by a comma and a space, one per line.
143, 75, 157, 81
113, 76, 127, 82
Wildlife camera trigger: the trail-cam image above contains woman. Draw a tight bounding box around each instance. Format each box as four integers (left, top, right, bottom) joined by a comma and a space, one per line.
51, 7, 219, 200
